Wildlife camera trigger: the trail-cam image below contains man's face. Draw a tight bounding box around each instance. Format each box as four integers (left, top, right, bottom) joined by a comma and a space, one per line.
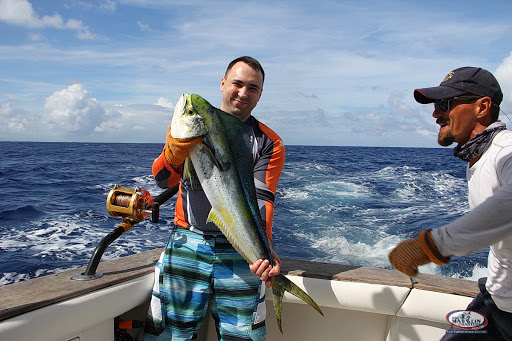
433, 98, 479, 146
220, 61, 263, 122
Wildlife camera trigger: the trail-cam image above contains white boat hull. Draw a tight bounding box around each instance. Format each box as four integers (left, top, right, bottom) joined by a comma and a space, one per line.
0, 249, 476, 341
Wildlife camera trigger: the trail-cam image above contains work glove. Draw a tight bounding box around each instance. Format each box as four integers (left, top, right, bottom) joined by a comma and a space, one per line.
388, 229, 450, 277
163, 126, 202, 166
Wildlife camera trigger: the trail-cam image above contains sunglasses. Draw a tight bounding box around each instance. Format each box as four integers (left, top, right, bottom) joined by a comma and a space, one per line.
434, 95, 482, 113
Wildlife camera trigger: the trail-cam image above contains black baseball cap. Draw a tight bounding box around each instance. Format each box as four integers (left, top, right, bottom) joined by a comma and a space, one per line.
414, 67, 502, 106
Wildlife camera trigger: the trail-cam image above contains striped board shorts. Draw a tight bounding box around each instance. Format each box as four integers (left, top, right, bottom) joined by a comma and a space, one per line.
144, 226, 267, 341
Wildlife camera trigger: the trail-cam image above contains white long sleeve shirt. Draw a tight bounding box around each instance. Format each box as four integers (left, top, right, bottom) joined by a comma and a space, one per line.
431, 130, 512, 312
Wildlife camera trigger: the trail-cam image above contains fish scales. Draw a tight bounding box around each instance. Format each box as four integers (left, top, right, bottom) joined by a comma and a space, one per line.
171, 93, 323, 333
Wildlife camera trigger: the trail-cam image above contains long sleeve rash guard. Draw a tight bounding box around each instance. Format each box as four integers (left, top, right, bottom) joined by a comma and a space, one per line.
431, 130, 512, 312
152, 115, 285, 241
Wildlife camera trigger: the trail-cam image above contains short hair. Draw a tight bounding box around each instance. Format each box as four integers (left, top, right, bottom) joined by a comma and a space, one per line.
225, 56, 265, 85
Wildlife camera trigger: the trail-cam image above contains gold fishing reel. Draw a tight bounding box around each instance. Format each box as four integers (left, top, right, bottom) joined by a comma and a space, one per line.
73, 184, 177, 281
73, 184, 155, 281
106, 184, 153, 224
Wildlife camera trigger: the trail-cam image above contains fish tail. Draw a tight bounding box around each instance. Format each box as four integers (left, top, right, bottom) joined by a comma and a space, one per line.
272, 274, 323, 333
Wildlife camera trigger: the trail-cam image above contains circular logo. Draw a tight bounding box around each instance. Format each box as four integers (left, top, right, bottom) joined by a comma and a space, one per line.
446, 310, 488, 330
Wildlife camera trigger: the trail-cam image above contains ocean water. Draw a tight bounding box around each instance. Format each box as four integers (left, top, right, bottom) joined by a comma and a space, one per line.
0, 142, 488, 286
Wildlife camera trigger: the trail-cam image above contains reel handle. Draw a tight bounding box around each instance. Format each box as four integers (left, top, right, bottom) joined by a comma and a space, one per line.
151, 184, 179, 223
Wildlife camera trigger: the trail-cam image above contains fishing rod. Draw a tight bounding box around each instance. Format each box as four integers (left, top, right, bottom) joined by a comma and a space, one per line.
72, 184, 179, 281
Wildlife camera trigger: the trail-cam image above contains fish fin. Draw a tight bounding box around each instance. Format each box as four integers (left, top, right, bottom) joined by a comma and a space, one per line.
272, 275, 285, 333
182, 157, 192, 181
206, 209, 225, 230
217, 109, 251, 146
216, 109, 270, 254
272, 274, 323, 333
198, 141, 225, 172
183, 157, 202, 190
206, 209, 252, 263
216, 109, 252, 175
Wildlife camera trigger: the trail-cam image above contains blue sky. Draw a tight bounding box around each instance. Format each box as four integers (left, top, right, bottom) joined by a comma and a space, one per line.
1, 0, 512, 147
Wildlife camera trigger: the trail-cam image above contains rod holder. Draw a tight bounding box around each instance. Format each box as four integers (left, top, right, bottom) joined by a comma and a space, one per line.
71, 222, 132, 281
71, 184, 179, 281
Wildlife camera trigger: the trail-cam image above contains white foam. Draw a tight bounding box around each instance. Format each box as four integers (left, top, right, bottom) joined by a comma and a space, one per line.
0, 273, 31, 286
465, 264, 488, 281
300, 225, 401, 269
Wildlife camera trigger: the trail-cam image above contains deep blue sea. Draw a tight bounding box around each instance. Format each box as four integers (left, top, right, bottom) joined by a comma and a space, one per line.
0, 142, 489, 286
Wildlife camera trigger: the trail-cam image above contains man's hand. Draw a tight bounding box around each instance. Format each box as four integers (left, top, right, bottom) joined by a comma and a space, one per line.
250, 248, 281, 288
164, 126, 202, 166
388, 229, 450, 277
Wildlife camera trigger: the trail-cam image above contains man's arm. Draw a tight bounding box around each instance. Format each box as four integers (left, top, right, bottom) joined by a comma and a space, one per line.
152, 126, 201, 188
250, 122, 285, 285
389, 146, 512, 276
432, 183, 512, 256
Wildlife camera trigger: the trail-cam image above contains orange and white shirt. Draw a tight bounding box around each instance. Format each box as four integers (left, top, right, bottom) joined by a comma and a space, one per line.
152, 115, 285, 240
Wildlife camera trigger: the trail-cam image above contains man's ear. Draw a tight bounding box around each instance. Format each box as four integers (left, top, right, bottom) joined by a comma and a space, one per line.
476, 96, 493, 121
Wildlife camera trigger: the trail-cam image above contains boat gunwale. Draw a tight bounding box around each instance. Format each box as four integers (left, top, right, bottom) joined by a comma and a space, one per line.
0, 248, 479, 322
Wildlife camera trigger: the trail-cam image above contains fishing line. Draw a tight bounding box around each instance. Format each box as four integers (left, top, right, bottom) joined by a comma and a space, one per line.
501, 109, 512, 126
113, 193, 132, 208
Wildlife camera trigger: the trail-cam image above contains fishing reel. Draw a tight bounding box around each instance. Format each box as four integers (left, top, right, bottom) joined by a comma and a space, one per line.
106, 185, 154, 228
73, 185, 155, 281
72, 183, 178, 281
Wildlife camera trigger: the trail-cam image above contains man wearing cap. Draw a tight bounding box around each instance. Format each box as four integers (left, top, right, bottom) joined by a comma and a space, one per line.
389, 67, 512, 340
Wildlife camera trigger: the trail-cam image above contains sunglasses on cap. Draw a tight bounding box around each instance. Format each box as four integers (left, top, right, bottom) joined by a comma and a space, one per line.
433, 95, 482, 113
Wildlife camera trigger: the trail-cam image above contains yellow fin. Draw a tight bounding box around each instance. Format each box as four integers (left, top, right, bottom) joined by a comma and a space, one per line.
272, 274, 323, 333
206, 209, 226, 230
206, 209, 251, 263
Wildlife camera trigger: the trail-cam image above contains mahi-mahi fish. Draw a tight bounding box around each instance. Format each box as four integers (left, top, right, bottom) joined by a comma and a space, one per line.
170, 93, 323, 333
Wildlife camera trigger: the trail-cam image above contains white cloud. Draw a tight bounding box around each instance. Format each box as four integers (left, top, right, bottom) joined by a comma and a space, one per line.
2, 1, 512, 145
137, 21, 151, 32
64, 0, 117, 12
100, 0, 117, 12
0, 0, 41, 27
154, 97, 173, 109
0, 0, 97, 39
1, 84, 175, 142
95, 103, 172, 142
495, 52, 512, 116
1, 102, 21, 128
42, 84, 107, 133
0, 101, 31, 140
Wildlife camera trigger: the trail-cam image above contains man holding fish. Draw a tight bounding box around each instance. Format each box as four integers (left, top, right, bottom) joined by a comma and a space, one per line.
145, 56, 286, 340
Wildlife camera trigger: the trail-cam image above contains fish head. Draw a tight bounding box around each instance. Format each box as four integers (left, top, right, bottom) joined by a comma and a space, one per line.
170, 94, 211, 138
